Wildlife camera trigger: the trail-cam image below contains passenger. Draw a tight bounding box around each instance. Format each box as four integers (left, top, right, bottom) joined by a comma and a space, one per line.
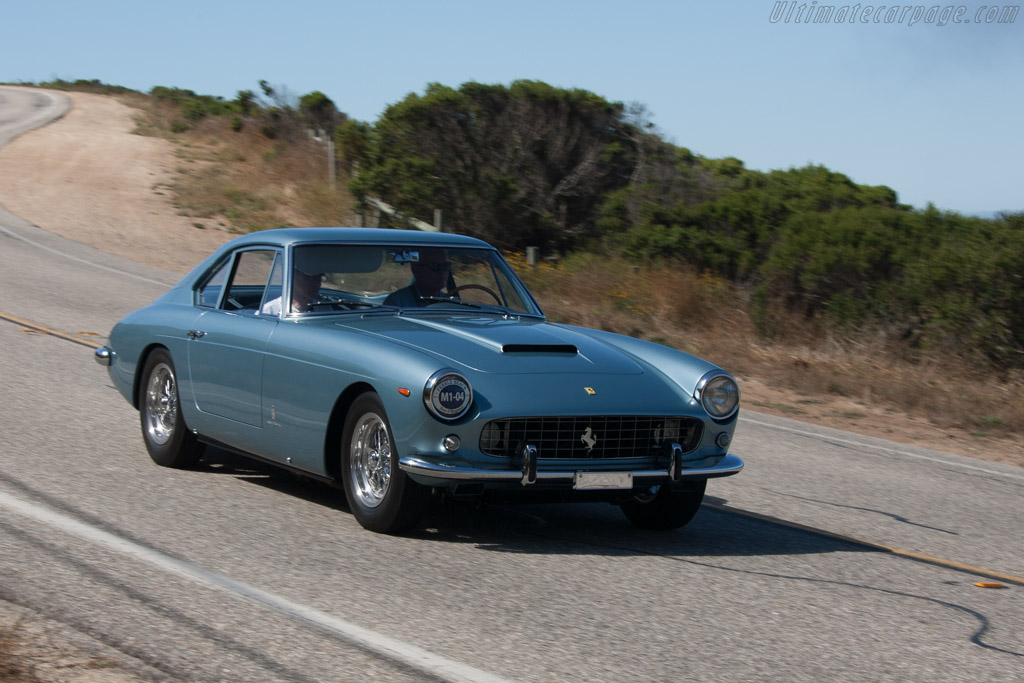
262, 267, 322, 315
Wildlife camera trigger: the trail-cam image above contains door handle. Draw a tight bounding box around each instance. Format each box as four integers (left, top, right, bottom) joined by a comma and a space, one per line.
186, 330, 207, 340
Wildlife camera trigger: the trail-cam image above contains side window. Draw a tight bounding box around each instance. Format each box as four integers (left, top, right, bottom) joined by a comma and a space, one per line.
198, 259, 231, 308
224, 250, 277, 313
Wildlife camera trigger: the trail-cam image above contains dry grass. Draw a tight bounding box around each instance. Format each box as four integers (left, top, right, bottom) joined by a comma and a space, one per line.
0, 614, 124, 682
514, 254, 1024, 439
129, 97, 355, 233
0, 621, 39, 682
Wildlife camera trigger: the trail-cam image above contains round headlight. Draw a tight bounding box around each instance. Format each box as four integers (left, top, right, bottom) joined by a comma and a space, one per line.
423, 370, 473, 421
695, 372, 739, 419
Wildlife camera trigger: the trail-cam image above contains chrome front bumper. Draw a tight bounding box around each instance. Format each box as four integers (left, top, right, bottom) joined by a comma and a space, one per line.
399, 453, 744, 486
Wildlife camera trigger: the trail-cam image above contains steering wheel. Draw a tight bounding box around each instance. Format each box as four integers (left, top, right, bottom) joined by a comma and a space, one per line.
448, 284, 502, 305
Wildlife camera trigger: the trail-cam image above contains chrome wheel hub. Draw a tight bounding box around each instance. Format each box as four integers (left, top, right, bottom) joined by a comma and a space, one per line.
144, 363, 177, 445
350, 413, 392, 508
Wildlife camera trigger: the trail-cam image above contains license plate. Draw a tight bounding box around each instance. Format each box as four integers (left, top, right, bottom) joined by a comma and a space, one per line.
574, 472, 633, 490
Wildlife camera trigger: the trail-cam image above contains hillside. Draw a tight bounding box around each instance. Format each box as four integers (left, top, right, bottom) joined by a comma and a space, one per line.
0, 86, 1020, 468
0, 90, 229, 272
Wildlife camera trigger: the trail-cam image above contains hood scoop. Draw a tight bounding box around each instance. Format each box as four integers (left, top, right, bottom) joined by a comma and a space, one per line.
502, 343, 578, 354
336, 315, 644, 374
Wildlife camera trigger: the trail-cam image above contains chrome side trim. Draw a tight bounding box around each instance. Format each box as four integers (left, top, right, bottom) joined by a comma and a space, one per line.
94, 346, 114, 366
399, 453, 744, 483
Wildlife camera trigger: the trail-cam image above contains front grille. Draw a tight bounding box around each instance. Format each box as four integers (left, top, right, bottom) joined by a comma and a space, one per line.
479, 416, 703, 460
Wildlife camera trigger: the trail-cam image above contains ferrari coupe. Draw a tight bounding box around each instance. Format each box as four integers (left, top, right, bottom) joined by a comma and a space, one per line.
95, 228, 742, 533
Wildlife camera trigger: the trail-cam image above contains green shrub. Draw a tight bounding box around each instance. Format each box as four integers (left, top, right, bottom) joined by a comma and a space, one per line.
181, 99, 206, 122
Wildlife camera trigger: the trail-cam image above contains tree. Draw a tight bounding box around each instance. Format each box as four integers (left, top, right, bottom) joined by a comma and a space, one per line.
353, 80, 642, 250
234, 89, 257, 116
299, 90, 343, 134
335, 119, 371, 174
254, 80, 302, 141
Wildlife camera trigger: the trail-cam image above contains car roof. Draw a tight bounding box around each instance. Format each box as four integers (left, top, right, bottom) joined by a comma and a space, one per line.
222, 227, 493, 250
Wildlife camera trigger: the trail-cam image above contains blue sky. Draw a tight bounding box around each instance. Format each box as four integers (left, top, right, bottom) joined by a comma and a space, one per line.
3, 0, 1021, 214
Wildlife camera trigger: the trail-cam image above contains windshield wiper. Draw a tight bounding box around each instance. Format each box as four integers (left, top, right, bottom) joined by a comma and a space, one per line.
402, 298, 523, 319
308, 300, 400, 313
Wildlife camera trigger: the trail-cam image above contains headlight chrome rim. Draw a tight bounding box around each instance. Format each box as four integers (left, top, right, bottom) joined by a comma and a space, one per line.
423, 369, 473, 421
694, 371, 740, 420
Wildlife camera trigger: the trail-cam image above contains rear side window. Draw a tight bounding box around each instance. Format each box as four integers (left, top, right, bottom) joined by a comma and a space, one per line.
198, 259, 230, 307
197, 249, 280, 313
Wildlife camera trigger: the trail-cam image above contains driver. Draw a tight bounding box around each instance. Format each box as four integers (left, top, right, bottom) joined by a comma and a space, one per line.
384, 247, 451, 307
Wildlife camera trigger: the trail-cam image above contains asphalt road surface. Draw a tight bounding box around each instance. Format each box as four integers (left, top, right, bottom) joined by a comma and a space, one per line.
1, 87, 1021, 682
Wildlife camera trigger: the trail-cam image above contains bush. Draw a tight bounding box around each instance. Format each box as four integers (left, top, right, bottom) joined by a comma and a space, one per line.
181, 99, 206, 122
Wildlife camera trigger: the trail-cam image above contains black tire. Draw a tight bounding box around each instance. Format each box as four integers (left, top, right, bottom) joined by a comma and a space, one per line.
341, 392, 429, 534
620, 480, 707, 530
138, 349, 204, 468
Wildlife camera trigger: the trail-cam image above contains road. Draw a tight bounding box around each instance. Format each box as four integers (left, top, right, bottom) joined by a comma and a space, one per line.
0, 86, 1022, 682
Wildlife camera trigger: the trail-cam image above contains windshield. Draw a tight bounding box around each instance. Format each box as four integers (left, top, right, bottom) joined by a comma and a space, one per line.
285, 244, 542, 317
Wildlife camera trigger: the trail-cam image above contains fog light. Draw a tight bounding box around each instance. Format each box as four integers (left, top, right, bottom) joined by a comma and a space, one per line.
715, 432, 731, 449
443, 435, 461, 452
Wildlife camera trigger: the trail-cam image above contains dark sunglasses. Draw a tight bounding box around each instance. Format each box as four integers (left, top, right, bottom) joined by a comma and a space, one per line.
413, 261, 451, 272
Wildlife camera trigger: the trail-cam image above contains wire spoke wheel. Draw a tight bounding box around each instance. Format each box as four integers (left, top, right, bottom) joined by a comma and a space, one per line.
341, 392, 428, 533
138, 349, 203, 468
143, 363, 177, 445
349, 413, 392, 508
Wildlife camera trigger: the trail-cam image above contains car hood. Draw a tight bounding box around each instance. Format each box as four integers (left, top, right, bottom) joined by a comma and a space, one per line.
334, 314, 645, 375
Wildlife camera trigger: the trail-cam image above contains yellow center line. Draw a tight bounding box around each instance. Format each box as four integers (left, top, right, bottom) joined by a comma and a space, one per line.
708, 503, 1024, 587
0, 311, 103, 349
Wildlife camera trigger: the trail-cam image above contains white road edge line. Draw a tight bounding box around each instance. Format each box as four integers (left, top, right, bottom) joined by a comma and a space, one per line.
0, 224, 173, 287
741, 416, 1024, 481
0, 489, 512, 683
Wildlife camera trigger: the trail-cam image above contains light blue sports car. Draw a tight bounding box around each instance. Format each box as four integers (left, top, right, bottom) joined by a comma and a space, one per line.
96, 228, 742, 533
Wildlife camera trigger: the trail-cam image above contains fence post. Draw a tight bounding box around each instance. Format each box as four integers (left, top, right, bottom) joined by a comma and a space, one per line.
327, 135, 336, 188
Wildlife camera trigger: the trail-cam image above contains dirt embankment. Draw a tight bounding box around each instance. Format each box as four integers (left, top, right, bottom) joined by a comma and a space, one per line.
0, 91, 230, 273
